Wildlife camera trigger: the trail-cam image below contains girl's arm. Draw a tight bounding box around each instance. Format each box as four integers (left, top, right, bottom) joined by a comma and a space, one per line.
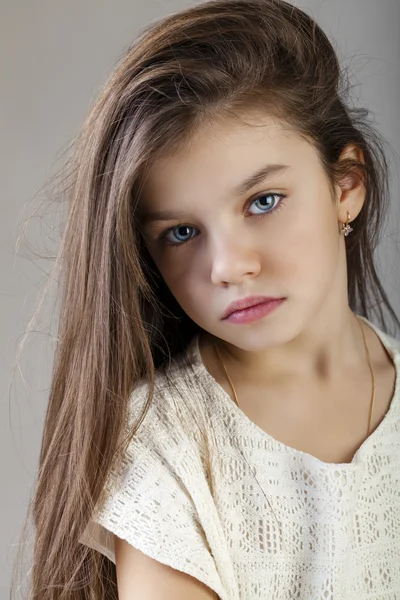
115, 535, 219, 599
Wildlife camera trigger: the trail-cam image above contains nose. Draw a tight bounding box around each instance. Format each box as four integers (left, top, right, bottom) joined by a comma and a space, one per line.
210, 233, 261, 286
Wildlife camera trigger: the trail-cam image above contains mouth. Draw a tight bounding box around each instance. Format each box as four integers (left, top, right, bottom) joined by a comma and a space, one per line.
222, 296, 286, 323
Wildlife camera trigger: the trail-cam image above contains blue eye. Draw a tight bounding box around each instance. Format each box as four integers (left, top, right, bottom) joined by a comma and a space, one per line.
159, 192, 286, 248
248, 193, 284, 215
164, 224, 196, 245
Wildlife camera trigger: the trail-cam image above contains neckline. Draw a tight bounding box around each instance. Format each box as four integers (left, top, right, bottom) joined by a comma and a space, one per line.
188, 315, 400, 469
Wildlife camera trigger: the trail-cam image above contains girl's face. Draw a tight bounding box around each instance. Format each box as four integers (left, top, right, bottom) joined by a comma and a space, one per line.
140, 112, 359, 351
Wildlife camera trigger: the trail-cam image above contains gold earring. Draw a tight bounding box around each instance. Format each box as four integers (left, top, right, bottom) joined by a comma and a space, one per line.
341, 211, 353, 236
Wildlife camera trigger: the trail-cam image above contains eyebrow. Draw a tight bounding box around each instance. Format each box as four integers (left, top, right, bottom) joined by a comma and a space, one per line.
140, 163, 291, 225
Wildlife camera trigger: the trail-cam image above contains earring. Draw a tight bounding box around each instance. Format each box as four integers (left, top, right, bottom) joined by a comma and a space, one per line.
341, 211, 353, 236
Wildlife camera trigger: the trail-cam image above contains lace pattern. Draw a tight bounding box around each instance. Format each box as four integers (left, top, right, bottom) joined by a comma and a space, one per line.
79, 317, 400, 599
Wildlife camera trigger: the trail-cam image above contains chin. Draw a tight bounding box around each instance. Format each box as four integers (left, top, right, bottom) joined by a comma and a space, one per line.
221, 321, 292, 352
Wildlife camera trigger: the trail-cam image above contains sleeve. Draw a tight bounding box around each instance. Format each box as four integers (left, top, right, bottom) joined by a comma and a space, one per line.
78, 380, 228, 600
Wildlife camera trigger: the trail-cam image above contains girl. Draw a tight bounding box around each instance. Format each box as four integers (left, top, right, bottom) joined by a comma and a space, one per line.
11, 0, 400, 599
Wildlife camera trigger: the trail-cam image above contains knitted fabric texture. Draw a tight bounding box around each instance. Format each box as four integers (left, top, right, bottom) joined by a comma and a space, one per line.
79, 316, 400, 599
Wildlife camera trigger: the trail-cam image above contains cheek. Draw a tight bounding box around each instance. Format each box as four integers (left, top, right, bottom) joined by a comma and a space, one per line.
153, 251, 202, 307
263, 203, 339, 284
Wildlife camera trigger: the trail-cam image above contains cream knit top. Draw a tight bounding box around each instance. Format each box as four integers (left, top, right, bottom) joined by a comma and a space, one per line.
79, 317, 400, 599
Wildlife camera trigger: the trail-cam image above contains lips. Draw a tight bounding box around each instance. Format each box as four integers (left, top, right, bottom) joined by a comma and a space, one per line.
222, 296, 284, 319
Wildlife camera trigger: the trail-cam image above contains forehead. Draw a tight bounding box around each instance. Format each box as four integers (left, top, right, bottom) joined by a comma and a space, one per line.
141, 113, 319, 204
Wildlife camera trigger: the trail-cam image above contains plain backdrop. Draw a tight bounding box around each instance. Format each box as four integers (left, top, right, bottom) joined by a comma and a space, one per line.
1, 0, 399, 597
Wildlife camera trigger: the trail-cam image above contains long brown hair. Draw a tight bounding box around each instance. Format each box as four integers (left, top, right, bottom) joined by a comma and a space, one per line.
10, 0, 399, 598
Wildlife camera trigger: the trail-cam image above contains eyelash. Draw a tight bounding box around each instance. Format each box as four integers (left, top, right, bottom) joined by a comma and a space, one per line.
157, 192, 287, 249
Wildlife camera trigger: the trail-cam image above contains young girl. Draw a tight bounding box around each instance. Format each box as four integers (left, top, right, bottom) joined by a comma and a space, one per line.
12, 0, 400, 599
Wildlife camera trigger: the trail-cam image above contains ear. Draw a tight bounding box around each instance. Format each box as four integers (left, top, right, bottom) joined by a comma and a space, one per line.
335, 144, 366, 226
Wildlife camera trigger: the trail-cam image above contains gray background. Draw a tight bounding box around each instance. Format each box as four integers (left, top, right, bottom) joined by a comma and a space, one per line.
1, 0, 399, 597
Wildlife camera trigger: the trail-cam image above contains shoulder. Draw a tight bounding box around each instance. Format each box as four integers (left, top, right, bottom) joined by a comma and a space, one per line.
124, 334, 209, 454
92, 335, 212, 525
359, 315, 400, 359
